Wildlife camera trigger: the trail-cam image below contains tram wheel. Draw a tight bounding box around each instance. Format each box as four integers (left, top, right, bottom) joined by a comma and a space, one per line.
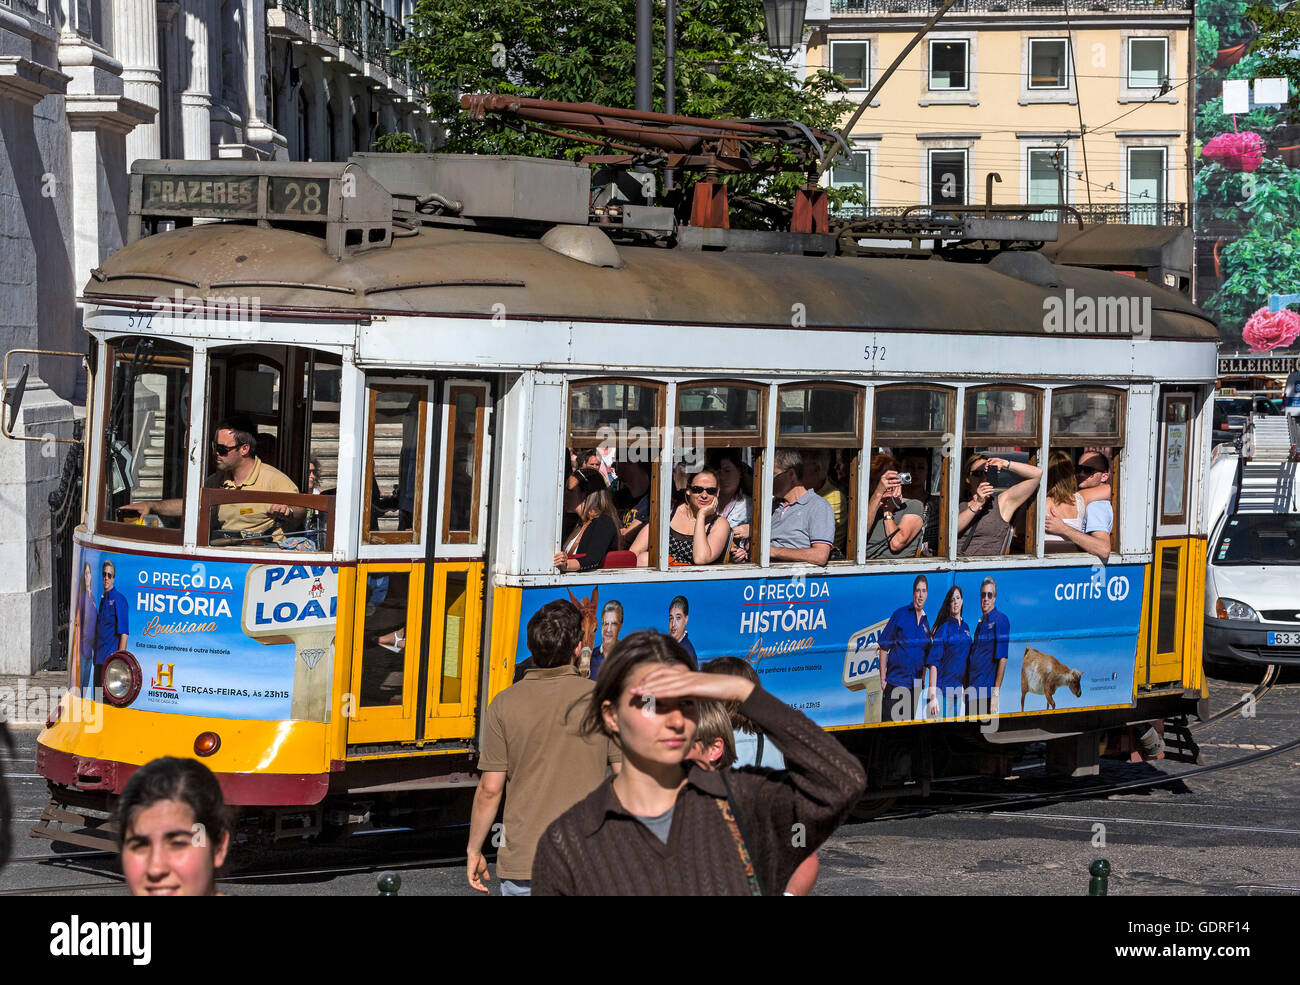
849, 795, 897, 821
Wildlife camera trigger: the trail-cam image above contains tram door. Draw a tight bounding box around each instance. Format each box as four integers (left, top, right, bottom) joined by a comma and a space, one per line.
347, 379, 491, 747
1146, 389, 1198, 686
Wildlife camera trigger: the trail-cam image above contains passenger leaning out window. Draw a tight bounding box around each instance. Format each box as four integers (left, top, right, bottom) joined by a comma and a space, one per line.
556, 467, 620, 572
1044, 451, 1113, 561
956, 454, 1042, 556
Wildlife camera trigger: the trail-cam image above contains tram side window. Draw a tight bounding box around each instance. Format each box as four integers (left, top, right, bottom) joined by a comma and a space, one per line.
778, 384, 861, 562
958, 387, 1044, 557
364, 384, 428, 545
198, 347, 340, 552
441, 385, 486, 544
1047, 388, 1123, 559
871, 386, 954, 559
658, 382, 764, 567
564, 379, 661, 571
103, 339, 191, 545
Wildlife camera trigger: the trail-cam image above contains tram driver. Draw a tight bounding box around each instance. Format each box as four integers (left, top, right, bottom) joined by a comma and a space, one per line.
122, 417, 305, 545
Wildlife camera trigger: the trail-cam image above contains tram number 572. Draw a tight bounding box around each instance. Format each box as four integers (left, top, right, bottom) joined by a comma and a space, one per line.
863, 344, 887, 366
268, 178, 326, 217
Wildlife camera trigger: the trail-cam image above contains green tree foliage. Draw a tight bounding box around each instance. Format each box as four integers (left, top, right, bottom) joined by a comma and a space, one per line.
1194, 0, 1299, 345
373, 131, 428, 153
400, 0, 861, 224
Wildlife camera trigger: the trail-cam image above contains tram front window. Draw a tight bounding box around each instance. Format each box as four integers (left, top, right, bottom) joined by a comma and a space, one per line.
101, 338, 191, 544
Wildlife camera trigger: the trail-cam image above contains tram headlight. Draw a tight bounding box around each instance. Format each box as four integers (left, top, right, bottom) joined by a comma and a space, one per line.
102, 651, 142, 707
1215, 598, 1260, 622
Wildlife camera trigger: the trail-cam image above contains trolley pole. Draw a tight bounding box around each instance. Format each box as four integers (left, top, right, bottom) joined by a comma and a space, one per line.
635, 0, 652, 112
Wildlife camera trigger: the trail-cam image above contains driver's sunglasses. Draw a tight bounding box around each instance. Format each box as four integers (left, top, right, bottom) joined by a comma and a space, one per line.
688, 485, 717, 495
211, 441, 237, 455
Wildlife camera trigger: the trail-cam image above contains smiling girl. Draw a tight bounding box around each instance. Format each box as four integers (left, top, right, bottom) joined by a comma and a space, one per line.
116, 757, 231, 897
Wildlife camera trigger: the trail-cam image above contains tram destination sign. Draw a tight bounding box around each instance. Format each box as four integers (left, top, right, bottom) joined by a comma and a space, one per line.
1218, 353, 1300, 376
139, 173, 337, 219
127, 161, 396, 257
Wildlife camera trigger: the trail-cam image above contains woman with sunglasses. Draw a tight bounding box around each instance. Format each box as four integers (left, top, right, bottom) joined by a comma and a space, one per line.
630, 467, 732, 566
956, 453, 1042, 556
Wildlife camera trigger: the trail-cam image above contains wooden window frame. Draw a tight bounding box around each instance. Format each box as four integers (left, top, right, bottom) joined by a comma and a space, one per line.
97, 340, 191, 547
1049, 385, 1126, 552
776, 383, 864, 562
1158, 393, 1193, 527
870, 384, 956, 560
567, 377, 664, 569
362, 382, 429, 546
963, 384, 1043, 446
676, 379, 767, 448
440, 383, 488, 545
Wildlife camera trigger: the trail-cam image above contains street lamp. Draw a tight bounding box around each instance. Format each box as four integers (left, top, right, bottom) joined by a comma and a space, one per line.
762, 0, 808, 61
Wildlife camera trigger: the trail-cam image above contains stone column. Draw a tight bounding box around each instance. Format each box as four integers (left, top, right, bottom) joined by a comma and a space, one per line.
180, 0, 211, 159
244, 0, 277, 145
115, 0, 162, 164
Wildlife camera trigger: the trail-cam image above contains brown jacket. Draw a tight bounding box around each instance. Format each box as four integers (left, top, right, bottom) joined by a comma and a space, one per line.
532, 686, 867, 895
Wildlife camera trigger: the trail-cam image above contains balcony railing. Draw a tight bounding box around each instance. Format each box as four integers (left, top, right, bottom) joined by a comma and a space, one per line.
268, 0, 427, 96
364, 2, 388, 67
836, 202, 1187, 225
830, 0, 1190, 13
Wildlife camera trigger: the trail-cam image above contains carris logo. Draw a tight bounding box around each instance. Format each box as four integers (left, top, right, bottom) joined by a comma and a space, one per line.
1106, 575, 1130, 601
1055, 574, 1131, 602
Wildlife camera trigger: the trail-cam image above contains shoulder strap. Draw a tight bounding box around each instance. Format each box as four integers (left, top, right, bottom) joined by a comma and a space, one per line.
716, 770, 764, 896
755, 733, 766, 765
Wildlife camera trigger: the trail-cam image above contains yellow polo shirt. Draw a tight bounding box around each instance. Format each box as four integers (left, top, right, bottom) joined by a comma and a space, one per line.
204, 458, 299, 537
818, 480, 846, 552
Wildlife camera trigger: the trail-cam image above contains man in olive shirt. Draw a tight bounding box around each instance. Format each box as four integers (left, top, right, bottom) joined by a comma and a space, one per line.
468, 600, 620, 896
124, 418, 303, 540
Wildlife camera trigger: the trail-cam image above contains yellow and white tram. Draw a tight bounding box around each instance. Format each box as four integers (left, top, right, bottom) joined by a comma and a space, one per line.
21, 150, 1219, 843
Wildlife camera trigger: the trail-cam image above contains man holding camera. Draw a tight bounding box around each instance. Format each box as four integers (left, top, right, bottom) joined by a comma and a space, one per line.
864, 453, 925, 558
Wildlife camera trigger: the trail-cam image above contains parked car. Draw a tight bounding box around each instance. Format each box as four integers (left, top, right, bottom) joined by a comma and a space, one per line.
1203, 438, 1300, 668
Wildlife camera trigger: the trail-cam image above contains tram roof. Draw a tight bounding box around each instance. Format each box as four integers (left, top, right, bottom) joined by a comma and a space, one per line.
85, 221, 1217, 342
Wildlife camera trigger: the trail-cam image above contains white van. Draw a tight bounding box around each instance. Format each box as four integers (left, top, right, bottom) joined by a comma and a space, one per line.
1203, 412, 1300, 668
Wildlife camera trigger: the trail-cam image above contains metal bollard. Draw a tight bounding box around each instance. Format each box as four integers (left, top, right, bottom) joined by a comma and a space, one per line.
377, 871, 402, 896
1088, 858, 1110, 896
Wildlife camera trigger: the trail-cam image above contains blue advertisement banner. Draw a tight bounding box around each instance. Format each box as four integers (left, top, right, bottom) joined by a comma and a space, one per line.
67, 543, 339, 722
514, 564, 1145, 728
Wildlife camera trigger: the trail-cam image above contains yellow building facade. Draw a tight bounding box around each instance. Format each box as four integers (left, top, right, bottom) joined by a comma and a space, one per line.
806, 0, 1194, 224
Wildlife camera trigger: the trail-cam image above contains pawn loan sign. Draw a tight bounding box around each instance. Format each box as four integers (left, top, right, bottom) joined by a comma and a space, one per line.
242, 564, 340, 722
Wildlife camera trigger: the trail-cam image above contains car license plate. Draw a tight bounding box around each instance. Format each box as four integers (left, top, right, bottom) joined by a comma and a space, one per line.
1268, 632, 1300, 646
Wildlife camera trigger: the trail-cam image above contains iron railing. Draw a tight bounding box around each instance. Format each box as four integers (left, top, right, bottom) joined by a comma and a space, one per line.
830, 0, 1190, 12
47, 419, 83, 672
836, 202, 1187, 225
339, 0, 362, 50
268, 0, 426, 96
364, 2, 388, 67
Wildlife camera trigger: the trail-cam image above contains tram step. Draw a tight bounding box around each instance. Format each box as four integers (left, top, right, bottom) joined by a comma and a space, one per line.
29, 800, 119, 852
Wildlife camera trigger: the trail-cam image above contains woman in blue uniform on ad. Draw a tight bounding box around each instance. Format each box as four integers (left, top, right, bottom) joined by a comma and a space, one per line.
925, 586, 971, 719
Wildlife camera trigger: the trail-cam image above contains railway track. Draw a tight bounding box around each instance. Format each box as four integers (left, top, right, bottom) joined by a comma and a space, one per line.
1191, 664, 1280, 731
